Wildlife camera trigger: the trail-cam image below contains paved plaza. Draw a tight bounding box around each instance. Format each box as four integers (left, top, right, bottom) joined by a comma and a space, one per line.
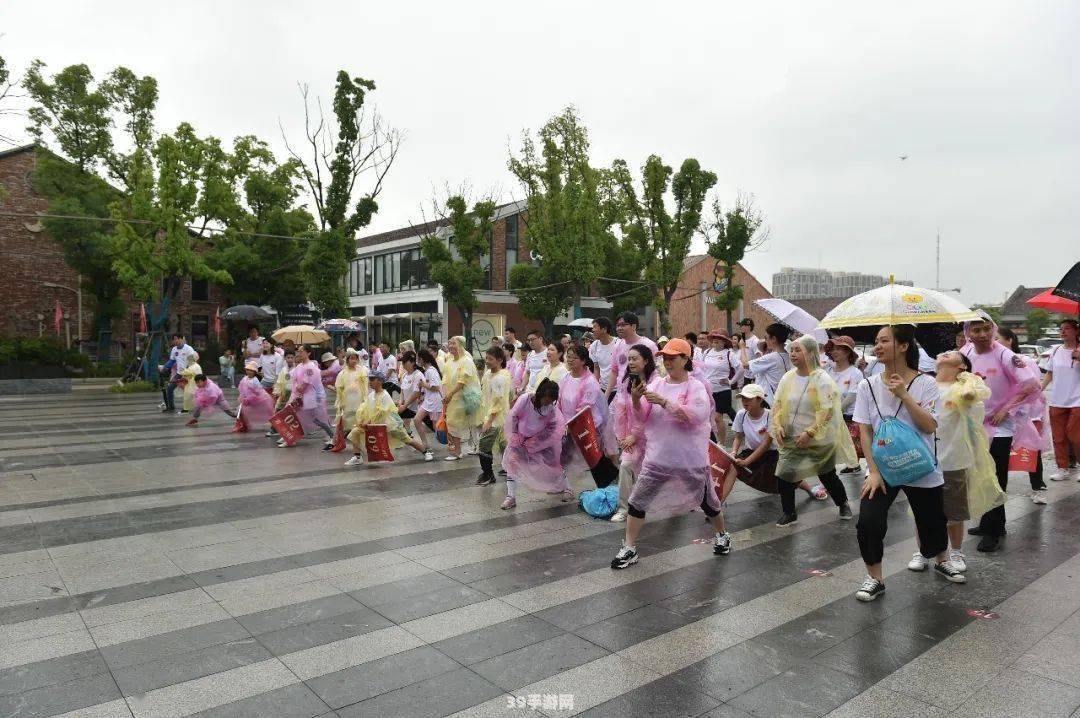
1, 388, 1079, 718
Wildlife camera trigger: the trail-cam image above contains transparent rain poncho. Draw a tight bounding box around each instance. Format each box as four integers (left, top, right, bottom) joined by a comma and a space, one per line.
291, 360, 331, 433
769, 368, 858, 482
237, 375, 275, 427
937, 372, 1007, 518
443, 354, 481, 438
502, 394, 566, 492
558, 370, 609, 471
348, 388, 409, 450
334, 365, 369, 432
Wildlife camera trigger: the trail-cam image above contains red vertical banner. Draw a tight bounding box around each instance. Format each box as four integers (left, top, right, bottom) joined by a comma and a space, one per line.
364, 424, 394, 462
213, 308, 222, 338
708, 441, 735, 491
269, 405, 305, 446
54, 300, 63, 335
330, 418, 347, 452
139, 303, 148, 333
567, 407, 603, 468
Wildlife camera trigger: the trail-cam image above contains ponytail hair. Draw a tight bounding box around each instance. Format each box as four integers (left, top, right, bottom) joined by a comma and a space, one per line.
532, 378, 560, 411
417, 348, 442, 378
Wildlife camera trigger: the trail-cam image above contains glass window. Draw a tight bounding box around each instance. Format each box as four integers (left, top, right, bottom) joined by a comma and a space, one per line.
191, 315, 209, 344
190, 278, 209, 302
363, 257, 372, 295
391, 251, 401, 291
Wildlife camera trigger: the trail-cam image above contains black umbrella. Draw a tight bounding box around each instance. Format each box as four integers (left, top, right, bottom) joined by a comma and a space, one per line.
826, 322, 958, 358
221, 305, 272, 321
1052, 261, 1080, 303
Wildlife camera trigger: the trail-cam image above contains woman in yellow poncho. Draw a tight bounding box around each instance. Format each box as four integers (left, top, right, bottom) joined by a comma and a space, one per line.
441, 336, 482, 461
334, 349, 368, 433
343, 370, 426, 466
179, 352, 203, 413
476, 346, 514, 485
769, 335, 858, 525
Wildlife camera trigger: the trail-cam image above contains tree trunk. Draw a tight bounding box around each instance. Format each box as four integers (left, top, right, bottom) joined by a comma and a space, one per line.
462, 309, 473, 354
541, 317, 555, 343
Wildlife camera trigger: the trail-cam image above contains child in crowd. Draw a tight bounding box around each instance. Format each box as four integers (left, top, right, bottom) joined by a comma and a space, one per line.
344, 370, 428, 466
186, 375, 237, 426
218, 349, 236, 388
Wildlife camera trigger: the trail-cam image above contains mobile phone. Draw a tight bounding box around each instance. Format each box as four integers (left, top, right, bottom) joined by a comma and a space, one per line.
628, 373, 640, 388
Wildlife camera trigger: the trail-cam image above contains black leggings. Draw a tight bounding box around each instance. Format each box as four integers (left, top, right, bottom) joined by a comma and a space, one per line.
977, 437, 1012, 537
779, 469, 847, 514
857, 483, 947, 565
628, 483, 720, 520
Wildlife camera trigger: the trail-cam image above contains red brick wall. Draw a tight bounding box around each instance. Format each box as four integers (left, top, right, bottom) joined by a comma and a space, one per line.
0, 146, 228, 352
669, 256, 774, 337
0, 147, 90, 338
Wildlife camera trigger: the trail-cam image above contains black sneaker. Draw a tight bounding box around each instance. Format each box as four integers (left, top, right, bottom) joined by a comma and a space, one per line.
321, 442, 334, 452
497, 469, 508, 477
611, 545, 638, 570
934, 561, 967, 583
976, 535, 1001, 552
775, 513, 798, 527
838, 503, 853, 521
476, 473, 496, 486
967, 526, 985, 536
713, 532, 731, 555
855, 576, 885, 602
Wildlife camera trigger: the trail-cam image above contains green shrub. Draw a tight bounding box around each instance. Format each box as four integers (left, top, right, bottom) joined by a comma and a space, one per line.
109, 380, 157, 393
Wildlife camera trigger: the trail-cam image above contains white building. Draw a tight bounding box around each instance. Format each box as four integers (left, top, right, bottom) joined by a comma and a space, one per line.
772, 267, 913, 300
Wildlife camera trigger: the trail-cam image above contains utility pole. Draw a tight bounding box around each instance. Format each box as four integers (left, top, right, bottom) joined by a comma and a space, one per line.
935, 229, 940, 292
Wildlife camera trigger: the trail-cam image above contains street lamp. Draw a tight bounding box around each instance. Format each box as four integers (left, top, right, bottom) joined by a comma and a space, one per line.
41, 278, 82, 342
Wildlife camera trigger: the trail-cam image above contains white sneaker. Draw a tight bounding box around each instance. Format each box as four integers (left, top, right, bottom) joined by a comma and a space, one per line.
907, 552, 929, 572
949, 549, 967, 573
1049, 469, 1070, 481
424, 451, 434, 462
344, 455, 364, 467
810, 485, 828, 501
444, 455, 460, 462
609, 510, 627, 523
1032, 490, 1048, 505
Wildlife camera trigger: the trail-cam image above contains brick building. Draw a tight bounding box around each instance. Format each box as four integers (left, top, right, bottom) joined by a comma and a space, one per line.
0, 144, 227, 356
667, 255, 775, 337
346, 200, 611, 348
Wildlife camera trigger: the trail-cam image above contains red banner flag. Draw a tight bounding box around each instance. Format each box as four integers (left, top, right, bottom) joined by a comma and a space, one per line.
1008, 445, 1039, 473
330, 418, 347, 452
363, 424, 394, 462
213, 308, 221, 338
709, 441, 736, 490
54, 299, 63, 335
139, 303, 148, 333
269, 405, 305, 446
566, 407, 603, 468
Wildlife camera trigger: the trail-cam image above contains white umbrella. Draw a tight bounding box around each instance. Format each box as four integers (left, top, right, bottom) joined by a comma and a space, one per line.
755, 298, 828, 343
567, 318, 594, 328
818, 283, 980, 329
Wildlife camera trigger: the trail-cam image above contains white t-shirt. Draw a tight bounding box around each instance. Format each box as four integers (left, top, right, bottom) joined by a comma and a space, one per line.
748, 352, 791, 405
171, 344, 197, 374
259, 352, 284, 383
399, 369, 424, 410
244, 337, 265, 358
379, 353, 398, 379
733, 408, 771, 451
525, 349, 547, 393
853, 373, 942, 488
420, 366, 443, 413
588, 337, 618, 392
700, 348, 739, 393
1047, 345, 1080, 408
828, 365, 864, 415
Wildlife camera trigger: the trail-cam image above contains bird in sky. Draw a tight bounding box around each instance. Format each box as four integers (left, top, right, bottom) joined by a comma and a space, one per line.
899, 155, 909, 161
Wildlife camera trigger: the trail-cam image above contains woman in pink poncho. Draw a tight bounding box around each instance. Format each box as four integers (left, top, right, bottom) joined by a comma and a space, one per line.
611, 338, 730, 570
609, 344, 658, 523
236, 361, 275, 431
500, 379, 567, 510
558, 344, 617, 489
280, 345, 335, 449
186, 375, 237, 427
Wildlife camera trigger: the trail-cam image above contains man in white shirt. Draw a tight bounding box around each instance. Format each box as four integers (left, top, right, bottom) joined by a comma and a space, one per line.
259, 340, 285, 390
524, 329, 548, 393
589, 317, 619, 395
504, 327, 524, 351
741, 323, 792, 406
163, 333, 196, 412
609, 311, 659, 400
1043, 319, 1080, 480
244, 327, 265, 361
738, 318, 762, 384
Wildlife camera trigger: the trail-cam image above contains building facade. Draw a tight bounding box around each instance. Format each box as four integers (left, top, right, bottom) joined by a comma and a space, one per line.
772, 266, 912, 300
667, 256, 775, 338
346, 201, 612, 348
0, 145, 226, 356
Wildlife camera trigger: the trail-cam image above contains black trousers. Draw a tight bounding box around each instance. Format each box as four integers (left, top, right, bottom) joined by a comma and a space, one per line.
977, 436, 1012, 537
857, 483, 947, 565
779, 469, 847, 515
1030, 452, 1046, 491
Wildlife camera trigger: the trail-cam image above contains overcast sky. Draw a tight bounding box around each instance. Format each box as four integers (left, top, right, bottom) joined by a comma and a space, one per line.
2, 1, 1076, 305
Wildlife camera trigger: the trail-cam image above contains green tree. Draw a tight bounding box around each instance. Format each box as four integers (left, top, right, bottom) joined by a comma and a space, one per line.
283, 74, 401, 317
419, 196, 495, 352
611, 155, 717, 335
701, 194, 769, 333
204, 136, 315, 310
1025, 308, 1051, 342
508, 107, 611, 338
24, 61, 112, 172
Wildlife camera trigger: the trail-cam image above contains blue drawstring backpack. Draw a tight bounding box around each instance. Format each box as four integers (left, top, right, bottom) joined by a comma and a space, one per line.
868, 376, 937, 487
579, 485, 619, 518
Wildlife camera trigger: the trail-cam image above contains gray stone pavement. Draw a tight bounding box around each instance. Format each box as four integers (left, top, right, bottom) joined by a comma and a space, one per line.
0, 389, 1078, 717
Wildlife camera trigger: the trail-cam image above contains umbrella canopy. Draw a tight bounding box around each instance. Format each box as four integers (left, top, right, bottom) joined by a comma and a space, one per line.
567, 317, 594, 329
317, 318, 360, 333
754, 298, 828, 343
1028, 288, 1080, 315
1052, 261, 1080, 303
222, 304, 273, 321
818, 284, 980, 330
272, 325, 330, 345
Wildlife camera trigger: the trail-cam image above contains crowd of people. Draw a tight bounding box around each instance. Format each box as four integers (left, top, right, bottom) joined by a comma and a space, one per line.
157, 312, 1080, 602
